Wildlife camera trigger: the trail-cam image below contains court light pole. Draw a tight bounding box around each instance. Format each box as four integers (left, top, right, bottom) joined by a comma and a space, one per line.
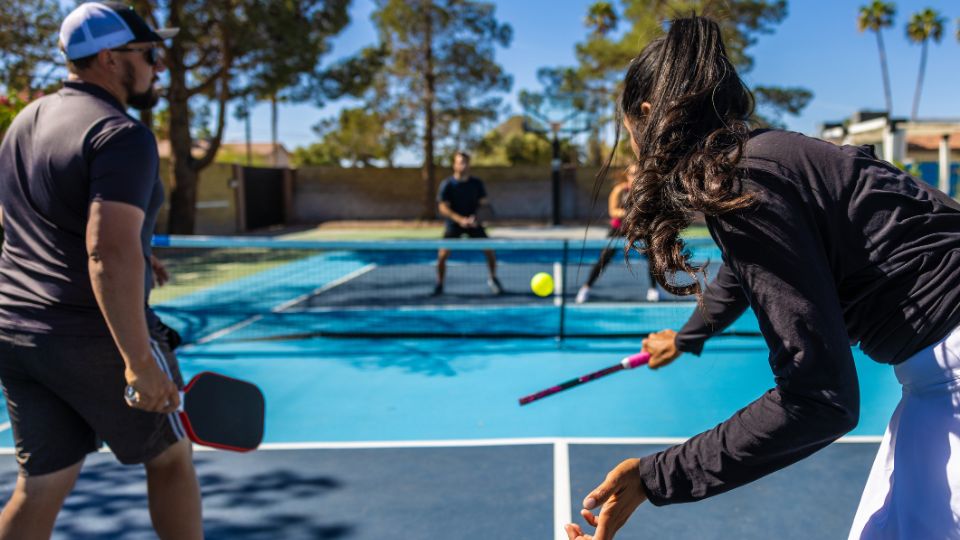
551, 124, 562, 226
521, 89, 596, 226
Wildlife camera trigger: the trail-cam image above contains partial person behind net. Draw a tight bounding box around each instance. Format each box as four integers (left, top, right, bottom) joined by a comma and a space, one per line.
576, 163, 659, 304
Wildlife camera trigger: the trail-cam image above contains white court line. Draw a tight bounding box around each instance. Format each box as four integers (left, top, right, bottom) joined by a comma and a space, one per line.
566, 302, 700, 309
554, 441, 572, 540
299, 301, 702, 313
0, 423, 9, 434
0, 434, 884, 453
300, 303, 554, 313
227, 435, 882, 450
192, 264, 377, 345
195, 315, 265, 345
271, 264, 377, 312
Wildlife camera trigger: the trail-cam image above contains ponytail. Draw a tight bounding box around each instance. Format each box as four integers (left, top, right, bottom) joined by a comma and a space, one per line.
616, 16, 755, 297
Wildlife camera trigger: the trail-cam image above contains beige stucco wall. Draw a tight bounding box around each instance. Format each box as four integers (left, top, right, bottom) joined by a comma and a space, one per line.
157, 159, 239, 234
155, 162, 624, 234
292, 165, 616, 223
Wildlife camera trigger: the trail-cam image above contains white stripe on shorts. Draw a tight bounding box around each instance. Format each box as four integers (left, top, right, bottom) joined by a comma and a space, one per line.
149, 339, 186, 441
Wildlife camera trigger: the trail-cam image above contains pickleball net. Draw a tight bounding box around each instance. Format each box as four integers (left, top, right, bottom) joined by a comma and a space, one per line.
149, 235, 761, 344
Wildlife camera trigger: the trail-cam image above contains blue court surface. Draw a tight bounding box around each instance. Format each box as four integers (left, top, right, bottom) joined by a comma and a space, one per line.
0, 238, 900, 539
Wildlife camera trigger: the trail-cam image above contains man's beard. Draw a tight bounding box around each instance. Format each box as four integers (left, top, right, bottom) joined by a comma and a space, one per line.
122, 62, 159, 111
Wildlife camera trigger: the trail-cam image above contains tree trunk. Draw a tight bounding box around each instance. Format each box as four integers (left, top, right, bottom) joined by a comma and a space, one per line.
911, 41, 928, 121
167, 159, 199, 234
422, 104, 436, 219
271, 94, 279, 167
420, 0, 436, 220
245, 96, 253, 166
162, 0, 234, 234
166, 83, 198, 233
164, 0, 197, 234
587, 126, 603, 166
876, 31, 893, 115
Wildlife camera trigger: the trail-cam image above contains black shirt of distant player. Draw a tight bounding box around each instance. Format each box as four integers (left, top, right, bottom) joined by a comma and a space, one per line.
438, 176, 487, 225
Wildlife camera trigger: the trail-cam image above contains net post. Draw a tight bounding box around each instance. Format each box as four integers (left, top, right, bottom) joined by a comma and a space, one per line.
553, 261, 563, 307
557, 240, 568, 342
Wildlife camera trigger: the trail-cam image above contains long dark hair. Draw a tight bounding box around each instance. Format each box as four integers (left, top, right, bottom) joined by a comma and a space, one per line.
615, 16, 755, 297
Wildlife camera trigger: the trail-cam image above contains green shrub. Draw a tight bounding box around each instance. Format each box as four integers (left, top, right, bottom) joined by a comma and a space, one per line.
0, 91, 43, 140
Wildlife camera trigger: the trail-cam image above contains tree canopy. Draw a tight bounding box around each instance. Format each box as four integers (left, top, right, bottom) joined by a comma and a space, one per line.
518, 0, 810, 164
6, 0, 960, 231
147, 0, 355, 233
297, 107, 403, 167
0, 0, 63, 94
368, 0, 513, 217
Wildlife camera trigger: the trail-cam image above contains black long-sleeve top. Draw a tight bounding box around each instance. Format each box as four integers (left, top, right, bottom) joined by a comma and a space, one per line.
637, 129, 960, 506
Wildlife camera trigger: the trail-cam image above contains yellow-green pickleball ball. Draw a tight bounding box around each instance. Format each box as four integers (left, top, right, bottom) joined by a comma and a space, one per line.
530, 272, 554, 297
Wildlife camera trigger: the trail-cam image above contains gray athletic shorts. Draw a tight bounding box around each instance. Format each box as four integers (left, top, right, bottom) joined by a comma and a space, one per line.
0, 323, 186, 476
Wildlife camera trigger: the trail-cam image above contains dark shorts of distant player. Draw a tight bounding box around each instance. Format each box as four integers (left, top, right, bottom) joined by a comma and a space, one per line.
443, 223, 489, 239
0, 322, 187, 476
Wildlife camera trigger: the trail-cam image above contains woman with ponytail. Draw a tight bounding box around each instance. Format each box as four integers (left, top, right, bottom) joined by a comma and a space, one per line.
566, 16, 960, 540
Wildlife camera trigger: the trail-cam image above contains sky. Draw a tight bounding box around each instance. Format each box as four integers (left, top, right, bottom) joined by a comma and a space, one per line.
221, 0, 960, 161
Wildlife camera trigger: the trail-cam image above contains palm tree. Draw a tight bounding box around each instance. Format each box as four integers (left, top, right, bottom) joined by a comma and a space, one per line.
906, 8, 945, 120
857, 1, 896, 115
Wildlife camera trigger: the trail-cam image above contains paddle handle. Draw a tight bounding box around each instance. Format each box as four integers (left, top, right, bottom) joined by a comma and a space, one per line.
518, 352, 650, 406
124, 385, 186, 412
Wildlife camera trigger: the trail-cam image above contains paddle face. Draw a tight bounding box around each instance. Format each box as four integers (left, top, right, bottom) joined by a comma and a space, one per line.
179, 372, 265, 452
475, 204, 495, 225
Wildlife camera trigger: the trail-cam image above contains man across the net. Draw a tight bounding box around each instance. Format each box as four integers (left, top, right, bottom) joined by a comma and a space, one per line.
433, 151, 503, 296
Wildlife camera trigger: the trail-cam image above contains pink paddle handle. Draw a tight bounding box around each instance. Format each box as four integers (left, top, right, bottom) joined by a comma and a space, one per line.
621, 352, 651, 369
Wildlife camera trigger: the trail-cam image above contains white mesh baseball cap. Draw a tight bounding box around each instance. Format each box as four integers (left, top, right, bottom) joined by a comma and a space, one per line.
60, 1, 178, 61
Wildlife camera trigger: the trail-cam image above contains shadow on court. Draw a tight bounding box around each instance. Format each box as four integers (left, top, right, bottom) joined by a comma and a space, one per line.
0, 453, 353, 540
0, 442, 874, 539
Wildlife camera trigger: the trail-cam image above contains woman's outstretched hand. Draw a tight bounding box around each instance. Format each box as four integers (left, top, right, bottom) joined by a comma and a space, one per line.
563, 458, 648, 540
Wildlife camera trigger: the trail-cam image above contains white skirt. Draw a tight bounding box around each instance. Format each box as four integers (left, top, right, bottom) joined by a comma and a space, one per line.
849, 325, 960, 539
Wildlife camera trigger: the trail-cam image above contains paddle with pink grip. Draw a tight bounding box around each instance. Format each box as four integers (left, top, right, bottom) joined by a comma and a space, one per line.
518, 352, 651, 406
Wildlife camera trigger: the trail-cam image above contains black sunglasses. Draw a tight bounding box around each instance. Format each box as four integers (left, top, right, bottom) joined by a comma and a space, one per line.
111, 46, 162, 66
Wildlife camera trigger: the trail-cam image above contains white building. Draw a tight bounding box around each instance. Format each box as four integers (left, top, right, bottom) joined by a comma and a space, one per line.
819, 111, 960, 196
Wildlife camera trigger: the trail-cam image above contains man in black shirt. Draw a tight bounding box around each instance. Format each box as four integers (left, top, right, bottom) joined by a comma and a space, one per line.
433, 151, 503, 295
0, 3, 200, 538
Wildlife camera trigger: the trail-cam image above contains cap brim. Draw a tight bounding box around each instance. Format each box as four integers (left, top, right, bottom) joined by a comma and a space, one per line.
155, 27, 179, 40
130, 27, 178, 44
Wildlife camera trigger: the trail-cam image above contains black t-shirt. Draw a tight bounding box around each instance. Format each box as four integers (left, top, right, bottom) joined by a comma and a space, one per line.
437, 176, 486, 226
638, 129, 960, 506
0, 80, 164, 335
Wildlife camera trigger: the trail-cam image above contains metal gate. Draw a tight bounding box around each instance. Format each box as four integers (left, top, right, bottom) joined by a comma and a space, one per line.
239, 166, 288, 231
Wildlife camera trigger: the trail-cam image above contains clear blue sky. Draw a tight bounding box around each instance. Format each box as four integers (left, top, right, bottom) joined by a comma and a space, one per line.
222, 0, 960, 160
